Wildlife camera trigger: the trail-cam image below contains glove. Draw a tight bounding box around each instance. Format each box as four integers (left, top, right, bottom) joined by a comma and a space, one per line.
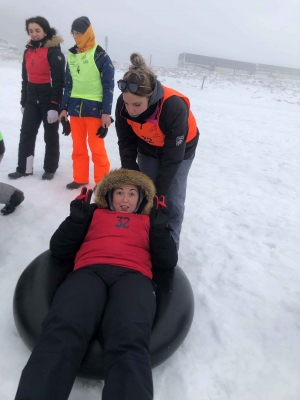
70, 186, 93, 224
150, 195, 170, 231
61, 117, 71, 136
47, 110, 59, 124
20, 107, 24, 115
96, 117, 114, 139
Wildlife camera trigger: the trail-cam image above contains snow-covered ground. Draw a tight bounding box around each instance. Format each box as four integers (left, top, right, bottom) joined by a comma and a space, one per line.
0, 56, 300, 399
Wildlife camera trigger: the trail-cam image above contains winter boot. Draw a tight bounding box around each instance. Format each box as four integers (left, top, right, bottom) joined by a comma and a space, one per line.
1, 189, 24, 215
42, 172, 55, 180
8, 171, 32, 179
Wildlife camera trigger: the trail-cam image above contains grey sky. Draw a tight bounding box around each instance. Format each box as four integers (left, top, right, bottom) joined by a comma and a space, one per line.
1, 0, 299, 68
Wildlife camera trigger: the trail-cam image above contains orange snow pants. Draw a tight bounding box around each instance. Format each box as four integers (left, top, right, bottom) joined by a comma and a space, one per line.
70, 116, 110, 184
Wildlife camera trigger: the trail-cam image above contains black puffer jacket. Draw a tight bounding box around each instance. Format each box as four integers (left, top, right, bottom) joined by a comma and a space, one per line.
21, 36, 65, 110
50, 169, 178, 270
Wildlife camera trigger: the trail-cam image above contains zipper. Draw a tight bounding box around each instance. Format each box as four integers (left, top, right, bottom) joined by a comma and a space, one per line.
79, 99, 83, 117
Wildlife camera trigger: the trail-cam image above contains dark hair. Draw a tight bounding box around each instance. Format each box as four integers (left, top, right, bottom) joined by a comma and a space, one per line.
25, 16, 57, 39
122, 53, 157, 97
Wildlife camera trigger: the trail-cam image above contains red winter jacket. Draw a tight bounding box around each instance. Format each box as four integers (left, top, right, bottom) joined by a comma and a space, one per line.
74, 209, 152, 278
21, 36, 65, 110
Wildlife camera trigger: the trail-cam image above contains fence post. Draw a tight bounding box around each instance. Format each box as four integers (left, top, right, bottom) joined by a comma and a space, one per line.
201, 75, 207, 90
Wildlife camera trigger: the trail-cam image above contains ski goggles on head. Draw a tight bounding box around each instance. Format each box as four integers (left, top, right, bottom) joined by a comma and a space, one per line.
117, 80, 152, 94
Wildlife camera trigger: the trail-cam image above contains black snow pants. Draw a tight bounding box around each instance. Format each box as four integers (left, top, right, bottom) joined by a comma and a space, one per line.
17, 101, 59, 174
15, 265, 157, 400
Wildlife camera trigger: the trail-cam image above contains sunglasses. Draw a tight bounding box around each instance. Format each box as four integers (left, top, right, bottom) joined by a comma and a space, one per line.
117, 80, 152, 94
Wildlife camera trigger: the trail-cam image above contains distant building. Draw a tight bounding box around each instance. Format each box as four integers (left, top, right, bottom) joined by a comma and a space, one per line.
178, 53, 300, 79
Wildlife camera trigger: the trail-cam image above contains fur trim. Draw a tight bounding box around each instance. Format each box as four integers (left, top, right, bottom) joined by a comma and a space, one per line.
44, 35, 64, 48
94, 169, 156, 215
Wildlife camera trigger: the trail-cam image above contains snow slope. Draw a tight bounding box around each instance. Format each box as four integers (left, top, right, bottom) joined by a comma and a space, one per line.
0, 56, 300, 399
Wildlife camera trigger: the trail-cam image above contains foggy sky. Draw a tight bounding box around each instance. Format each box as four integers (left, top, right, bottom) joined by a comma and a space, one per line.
1, 0, 299, 68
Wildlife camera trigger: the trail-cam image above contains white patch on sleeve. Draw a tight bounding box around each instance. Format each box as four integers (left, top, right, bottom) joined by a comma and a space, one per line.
176, 135, 184, 146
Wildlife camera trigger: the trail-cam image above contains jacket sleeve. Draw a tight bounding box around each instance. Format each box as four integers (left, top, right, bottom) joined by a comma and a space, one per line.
115, 95, 140, 171
155, 96, 189, 195
50, 204, 96, 260
60, 62, 72, 111
20, 51, 28, 107
0, 133, 5, 159
47, 47, 65, 110
95, 46, 115, 115
150, 228, 178, 270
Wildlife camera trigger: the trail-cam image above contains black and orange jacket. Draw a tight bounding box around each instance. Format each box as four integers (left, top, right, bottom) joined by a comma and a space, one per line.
115, 81, 199, 195
21, 36, 65, 110
50, 169, 178, 274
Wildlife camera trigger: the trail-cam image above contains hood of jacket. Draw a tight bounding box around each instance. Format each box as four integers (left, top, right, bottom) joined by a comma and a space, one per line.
44, 35, 63, 48
148, 80, 164, 106
94, 169, 156, 215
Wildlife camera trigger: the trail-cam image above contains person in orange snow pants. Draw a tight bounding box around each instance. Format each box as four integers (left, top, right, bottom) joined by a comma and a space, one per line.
59, 16, 114, 190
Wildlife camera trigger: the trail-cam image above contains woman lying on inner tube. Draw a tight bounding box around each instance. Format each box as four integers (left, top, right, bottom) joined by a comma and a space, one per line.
14, 168, 177, 400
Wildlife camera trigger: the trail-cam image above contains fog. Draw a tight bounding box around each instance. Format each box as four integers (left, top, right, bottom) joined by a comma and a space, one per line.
1, 0, 299, 68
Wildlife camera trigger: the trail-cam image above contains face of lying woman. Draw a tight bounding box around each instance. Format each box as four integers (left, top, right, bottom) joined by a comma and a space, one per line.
112, 185, 139, 213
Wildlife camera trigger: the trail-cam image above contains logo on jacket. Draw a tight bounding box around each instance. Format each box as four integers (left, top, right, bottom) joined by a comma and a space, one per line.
176, 135, 184, 146
116, 216, 130, 229
77, 66, 80, 74
58, 56, 62, 60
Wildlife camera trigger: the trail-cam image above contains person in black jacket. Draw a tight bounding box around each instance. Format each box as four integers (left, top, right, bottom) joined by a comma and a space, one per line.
14, 168, 177, 400
8, 16, 65, 181
115, 53, 199, 249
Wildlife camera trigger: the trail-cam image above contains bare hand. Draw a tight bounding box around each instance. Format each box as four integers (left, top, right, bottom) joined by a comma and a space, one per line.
101, 114, 112, 128
59, 110, 68, 122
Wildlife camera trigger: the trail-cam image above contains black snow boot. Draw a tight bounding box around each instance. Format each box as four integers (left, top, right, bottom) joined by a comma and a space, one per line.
42, 172, 55, 180
1, 189, 24, 215
8, 171, 32, 179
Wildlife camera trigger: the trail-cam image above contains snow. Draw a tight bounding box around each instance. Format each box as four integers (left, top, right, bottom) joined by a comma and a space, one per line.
0, 56, 300, 400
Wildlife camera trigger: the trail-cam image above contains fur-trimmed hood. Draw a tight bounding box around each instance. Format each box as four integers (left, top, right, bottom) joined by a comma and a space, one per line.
94, 169, 156, 215
44, 35, 63, 48
27, 35, 63, 49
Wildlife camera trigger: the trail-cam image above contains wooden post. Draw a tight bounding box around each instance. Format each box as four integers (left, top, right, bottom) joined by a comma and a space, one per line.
201, 75, 206, 90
